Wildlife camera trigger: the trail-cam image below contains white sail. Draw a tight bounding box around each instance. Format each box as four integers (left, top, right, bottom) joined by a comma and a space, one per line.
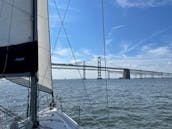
0, 0, 33, 46
37, 0, 53, 93
2, 0, 53, 94
7, 77, 52, 94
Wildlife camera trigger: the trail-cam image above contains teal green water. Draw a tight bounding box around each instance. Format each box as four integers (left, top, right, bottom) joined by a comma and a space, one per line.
1, 78, 172, 129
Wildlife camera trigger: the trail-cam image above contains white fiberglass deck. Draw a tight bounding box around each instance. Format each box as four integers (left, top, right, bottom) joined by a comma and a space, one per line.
38, 108, 80, 129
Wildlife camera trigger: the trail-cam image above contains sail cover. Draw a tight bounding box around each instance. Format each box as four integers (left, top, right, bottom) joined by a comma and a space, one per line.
0, 0, 53, 94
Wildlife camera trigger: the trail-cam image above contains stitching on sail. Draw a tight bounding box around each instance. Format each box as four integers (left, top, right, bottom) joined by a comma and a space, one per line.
0, 0, 49, 19
2, 0, 15, 73
0, 0, 4, 18
0, 0, 31, 16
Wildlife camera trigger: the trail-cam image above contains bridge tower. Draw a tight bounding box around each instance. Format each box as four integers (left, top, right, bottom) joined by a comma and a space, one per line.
83, 61, 86, 80
140, 73, 143, 79
135, 74, 137, 79
97, 57, 102, 79
123, 69, 130, 79
108, 70, 110, 80
151, 73, 154, 78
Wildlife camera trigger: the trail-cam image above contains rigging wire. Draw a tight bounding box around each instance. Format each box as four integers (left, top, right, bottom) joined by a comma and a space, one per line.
51, 0, 70, 55
34, 0, 71, 114
53, 1, 107, 128
1, 0, 55, 105
30, 0, 72, 119
53, 0, 91, 100
101, 0, 110, 127
40, 0, 70, 100
0, 1, 106, 128
37, 0, 71, 109
53, 0, 76, 61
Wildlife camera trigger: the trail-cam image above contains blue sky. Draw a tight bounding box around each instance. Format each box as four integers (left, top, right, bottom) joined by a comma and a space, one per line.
48, 0, 172, 79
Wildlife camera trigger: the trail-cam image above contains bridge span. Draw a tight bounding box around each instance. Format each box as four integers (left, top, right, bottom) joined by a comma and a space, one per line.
52, 62, 172, 79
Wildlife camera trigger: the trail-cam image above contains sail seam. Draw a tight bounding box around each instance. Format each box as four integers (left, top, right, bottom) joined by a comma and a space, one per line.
2, 0, 15, 74
1, 0, 31, 16
0, 0, 4, 18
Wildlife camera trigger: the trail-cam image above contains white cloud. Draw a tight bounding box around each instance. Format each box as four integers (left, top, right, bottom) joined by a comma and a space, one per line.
119, 28, 169, 55
108, 25, 125, 37
147, 46, 171, 56
168, 61, 172, 65
53, 47, 71, 57
141, 44, 151, 51
51, 45, 172, 79
140, 44, 172, 56
112, 25, 125, 31
51, 47, 95, 64
49, 0, 80, 29
106, 52, 172, 74
119, 41, 132, 54
116, 0, 172, 8
106, 38, 113, 46
106, 25, 125, 46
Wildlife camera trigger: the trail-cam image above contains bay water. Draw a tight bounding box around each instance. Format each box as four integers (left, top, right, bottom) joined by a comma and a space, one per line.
0, 78, 172, 129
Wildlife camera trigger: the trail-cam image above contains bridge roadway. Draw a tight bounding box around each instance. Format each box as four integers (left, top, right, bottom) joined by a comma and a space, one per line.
52, 63, 172, 79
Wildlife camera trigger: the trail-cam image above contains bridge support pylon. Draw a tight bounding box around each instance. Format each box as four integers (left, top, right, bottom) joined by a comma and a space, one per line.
108, 71, 110, 80
83, 61, 86, 80
97, 57, 102, 80
123, 69, 130, 79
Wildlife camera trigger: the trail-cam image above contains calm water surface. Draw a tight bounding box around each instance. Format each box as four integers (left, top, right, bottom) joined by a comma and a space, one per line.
1, 78, 172, 129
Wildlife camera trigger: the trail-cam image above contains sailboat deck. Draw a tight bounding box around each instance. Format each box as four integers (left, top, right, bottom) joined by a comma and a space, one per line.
38, 108, 80, 129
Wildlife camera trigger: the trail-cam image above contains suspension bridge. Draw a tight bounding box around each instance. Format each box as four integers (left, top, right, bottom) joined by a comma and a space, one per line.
52, 57, 172, 80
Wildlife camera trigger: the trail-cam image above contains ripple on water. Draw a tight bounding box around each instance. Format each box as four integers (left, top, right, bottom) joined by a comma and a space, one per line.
1, 79, 172, 129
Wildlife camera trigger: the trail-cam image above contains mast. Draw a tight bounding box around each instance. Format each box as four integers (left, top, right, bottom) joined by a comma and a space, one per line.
30, 0, 39, 127
0, 0, 53, 126
30, 73, 38, 127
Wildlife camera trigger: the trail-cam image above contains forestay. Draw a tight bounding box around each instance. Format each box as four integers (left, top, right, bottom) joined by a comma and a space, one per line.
0, 0, 53, 94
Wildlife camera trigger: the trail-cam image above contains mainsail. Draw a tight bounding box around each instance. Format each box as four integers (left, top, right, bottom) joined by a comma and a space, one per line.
0, 0, 52, 94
